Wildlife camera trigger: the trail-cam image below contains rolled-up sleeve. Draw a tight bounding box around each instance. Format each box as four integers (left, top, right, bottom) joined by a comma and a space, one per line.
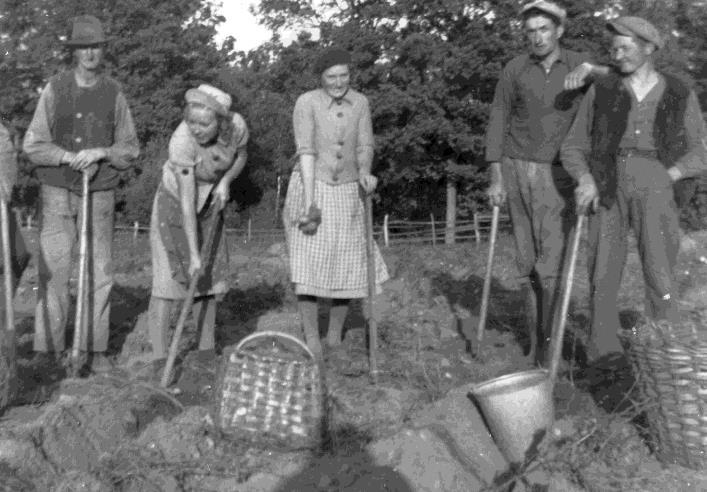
356, 96, 374, 174
673, 91, 707, 178
106, 91, 140, 169
560, 85, 595, 181
293, 94, 315, 157
484, 66, 513, 163
0, 122, 17, 188
232, 113, 250, 149
23, 82, 66, 166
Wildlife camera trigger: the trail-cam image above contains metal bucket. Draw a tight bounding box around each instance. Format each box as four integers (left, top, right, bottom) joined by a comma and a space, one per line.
469, 369, 554, 464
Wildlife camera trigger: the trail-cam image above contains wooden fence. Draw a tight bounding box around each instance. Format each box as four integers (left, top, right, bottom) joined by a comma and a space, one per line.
15, 209, 510, 248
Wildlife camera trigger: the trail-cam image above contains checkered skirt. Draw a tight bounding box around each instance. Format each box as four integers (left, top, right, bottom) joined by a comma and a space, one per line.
283, 172, 389, 298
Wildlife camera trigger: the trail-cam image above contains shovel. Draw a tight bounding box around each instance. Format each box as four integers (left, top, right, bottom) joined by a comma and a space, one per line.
472, 205, 500, 358
0, 198, 16, 407
548, 213, 585, 386
70, 171, 90, 377
364, 194, 379, 384
161, 209, 223, 388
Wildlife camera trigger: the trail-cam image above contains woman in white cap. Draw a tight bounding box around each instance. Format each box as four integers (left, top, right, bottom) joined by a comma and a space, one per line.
146, 84, 249, 360
284, 47, 389, 359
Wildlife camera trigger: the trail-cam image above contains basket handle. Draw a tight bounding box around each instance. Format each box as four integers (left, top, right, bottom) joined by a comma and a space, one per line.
234, 330, 316, 361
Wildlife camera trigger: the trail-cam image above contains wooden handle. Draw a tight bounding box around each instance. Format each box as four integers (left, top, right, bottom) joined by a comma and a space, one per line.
1, 199, 14, 357
161, 210, 223, 387
548, 214, 584, 386
474, 205, 500, 357
70, 172, 90, 374
364, 194, 379, 383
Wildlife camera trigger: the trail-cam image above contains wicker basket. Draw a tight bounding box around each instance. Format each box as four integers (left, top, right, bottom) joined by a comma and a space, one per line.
212, 330, 325, 450
619, 320, 707, 469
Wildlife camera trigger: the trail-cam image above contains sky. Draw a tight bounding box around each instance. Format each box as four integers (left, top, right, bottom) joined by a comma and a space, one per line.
214, 1, 273, 52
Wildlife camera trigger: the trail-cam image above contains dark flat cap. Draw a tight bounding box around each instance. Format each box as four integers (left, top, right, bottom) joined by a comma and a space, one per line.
607, 16, 664, 50
520, 1, 567, 24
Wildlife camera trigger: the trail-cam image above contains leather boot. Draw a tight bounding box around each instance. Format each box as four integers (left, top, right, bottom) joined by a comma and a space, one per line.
522, 279, 540, 360
536, 278, 560, 367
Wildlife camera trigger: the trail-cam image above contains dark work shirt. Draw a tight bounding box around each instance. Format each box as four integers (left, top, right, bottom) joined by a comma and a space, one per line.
484, 48, 591, 164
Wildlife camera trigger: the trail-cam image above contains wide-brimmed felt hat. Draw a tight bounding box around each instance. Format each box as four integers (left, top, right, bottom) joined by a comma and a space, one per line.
607, 16, 664, 50
185, 84, 232, 117
520, 1, 567, 24
65, 15, 107, 47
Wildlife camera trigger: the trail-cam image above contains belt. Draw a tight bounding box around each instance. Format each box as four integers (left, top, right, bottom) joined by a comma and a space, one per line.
617, 148, 659, 159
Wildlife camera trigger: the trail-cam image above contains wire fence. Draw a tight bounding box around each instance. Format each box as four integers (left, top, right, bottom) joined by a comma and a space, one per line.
15, 209, 511, 249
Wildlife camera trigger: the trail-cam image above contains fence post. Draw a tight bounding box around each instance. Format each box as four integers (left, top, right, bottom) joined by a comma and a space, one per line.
27, 215, 32, 230
430, 213, 436, 246
133, 221, 139, 243
383, 214, 389, 247
473, 212, 481, 245
247, 218, 252, 243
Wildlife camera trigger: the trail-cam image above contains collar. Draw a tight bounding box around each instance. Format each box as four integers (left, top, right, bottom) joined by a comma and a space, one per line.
320, 88, 353, 108
528, 47, 568, 69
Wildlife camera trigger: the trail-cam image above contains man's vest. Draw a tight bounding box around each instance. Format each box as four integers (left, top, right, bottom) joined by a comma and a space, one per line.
588, 71, 690, 207
34, 71, 121, 192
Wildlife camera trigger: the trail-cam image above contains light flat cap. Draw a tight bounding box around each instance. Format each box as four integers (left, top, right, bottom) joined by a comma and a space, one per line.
520, 1, 567, 24
607, 16, 664, 50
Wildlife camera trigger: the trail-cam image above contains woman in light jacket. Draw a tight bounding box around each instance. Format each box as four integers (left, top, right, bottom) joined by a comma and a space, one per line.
147, 84, 248, 360
284, 47, 389, 358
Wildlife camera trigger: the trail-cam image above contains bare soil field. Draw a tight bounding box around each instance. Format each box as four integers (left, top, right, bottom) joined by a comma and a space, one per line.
2, 228, 707, 491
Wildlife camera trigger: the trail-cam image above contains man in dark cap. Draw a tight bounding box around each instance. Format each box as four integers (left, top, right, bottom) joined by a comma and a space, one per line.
485, 1, 608, 366
561, 16, 707, 362
23, 15, 139, 371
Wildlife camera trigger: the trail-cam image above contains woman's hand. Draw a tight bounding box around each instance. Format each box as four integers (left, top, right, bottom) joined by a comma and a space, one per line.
359, 173, 378, 194
213, 179, 230, 210
189, 254, 203, 278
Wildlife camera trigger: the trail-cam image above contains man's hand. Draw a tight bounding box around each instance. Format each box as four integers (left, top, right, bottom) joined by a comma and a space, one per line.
667, 166, 683, 182
69, 148, 107, 171
486, 162, 506, 207
359, 173, 378, 194
213, 179, 230, 211
575, 174, 599, 215
564, 62, 594, 91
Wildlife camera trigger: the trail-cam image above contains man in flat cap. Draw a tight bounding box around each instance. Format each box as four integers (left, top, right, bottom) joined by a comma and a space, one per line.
561, 16, 707, 362
485, 0, 608, 366
23, 15, 139, 371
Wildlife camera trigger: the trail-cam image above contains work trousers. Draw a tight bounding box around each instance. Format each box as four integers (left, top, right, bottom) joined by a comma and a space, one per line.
34, 185, 115, 352
587, 152, 680, 359
502, 157, 575, 363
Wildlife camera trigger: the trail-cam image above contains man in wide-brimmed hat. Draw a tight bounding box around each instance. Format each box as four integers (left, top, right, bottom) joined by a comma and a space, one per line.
561, 16, 707, 362
23, 15, 139, 371
484, 1, 608, 366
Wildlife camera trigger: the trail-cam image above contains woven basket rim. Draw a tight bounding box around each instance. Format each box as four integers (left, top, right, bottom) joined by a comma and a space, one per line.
235, 330, 315, 361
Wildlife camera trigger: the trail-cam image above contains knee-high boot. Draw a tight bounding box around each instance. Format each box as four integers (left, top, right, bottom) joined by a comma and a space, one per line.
523, 278, 540, 361
536, 278, 561, 367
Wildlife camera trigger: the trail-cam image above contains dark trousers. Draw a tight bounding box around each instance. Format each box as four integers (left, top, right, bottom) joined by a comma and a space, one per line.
587, 153, 680, 359
501, 157, 575, 363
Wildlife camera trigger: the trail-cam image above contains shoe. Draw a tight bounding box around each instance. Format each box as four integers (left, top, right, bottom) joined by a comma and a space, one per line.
89, 353, 114, 373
